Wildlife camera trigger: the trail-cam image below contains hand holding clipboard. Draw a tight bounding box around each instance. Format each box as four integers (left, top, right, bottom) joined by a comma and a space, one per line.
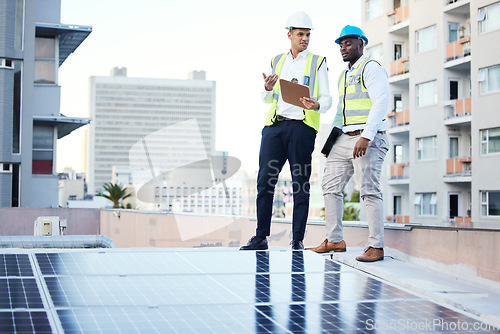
279, 79, 319, 110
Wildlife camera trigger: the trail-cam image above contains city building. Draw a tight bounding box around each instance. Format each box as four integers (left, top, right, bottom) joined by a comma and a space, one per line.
362, 0, 500, 227
87, 68, 216, 195
58, 167, 86, 207
0, 0, 91, 207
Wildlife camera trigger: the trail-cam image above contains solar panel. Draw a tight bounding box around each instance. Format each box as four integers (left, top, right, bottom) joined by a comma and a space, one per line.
0, 248, 497, 333
0, 254, 33, 277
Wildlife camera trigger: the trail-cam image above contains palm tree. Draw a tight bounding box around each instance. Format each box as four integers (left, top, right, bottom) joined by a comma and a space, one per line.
343, 206, 359, 221
96, 182, 132, 208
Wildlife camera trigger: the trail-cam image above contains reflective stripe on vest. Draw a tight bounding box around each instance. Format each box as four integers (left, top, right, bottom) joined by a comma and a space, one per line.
338, 58, 383, 126
265, 52, 324, 132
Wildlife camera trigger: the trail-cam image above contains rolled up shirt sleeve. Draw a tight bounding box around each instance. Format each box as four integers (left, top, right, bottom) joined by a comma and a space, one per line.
261, 63, 275, 103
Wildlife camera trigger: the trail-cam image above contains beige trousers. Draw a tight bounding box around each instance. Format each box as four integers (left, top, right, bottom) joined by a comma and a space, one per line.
322, 132, 388, 248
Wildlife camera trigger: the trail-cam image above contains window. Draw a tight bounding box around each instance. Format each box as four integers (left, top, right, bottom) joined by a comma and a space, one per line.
34, 37, 56, 84
0, 59, 14, 69
393, 93, 402, 112
449, 80, 458, 100
481, 191, 500, 216
15, 0, 24, 50
32, 125, 54, 174
481, 127, 500, 154
414, 193, 437, 216
449, 136, 459, 158
366, 0, 382, 19
478, 65, 500, 94
416, 80, 437, 107
13, 60, 22, 154
417, 136, 437, 161
393, 144, 403, 163
394, 43, 402, 60
366, 44, 383, 65
479, 2, 500, 34
449, 193, 459, 218
448, 22, 460, 43
416, 25, 436, 53
393, 195, 402, 215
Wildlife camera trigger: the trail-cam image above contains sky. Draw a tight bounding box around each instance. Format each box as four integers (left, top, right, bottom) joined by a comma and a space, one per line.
57, 0, 361, 174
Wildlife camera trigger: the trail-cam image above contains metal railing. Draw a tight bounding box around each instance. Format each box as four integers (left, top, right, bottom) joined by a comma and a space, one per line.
387, 5, 410, 25
390, 57, 410, 76
445, 157, 471, 176
390, 162, 410, 179
445, 37, 471, 61
387, 109, 410, 127
445, 98, 471, 119
386, 215, 410, 223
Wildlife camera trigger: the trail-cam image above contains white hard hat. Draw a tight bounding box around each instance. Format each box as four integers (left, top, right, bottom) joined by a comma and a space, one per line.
285, 11, 313, 30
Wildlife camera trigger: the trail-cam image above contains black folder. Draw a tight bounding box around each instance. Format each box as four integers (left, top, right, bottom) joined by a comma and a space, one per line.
321, 126, 343, 156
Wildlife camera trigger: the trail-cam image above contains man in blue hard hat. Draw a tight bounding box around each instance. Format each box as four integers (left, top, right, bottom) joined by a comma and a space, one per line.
308, 25, 389, 262
240, 12, 332, 251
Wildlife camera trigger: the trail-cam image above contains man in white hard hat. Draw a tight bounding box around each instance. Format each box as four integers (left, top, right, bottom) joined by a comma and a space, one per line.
240, 11, 332, 251
308, 25, 389, 262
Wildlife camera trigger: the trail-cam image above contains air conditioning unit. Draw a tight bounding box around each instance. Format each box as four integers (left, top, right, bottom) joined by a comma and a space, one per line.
34, 216, 67, 236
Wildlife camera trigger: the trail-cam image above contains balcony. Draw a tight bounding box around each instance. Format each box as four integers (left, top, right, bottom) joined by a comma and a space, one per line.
445, 157, 471, 183
390, 57, 409, 76
454, 216, 472, 223
386, 215, 410, 224
388, 162, 410, 185
389, 58, 410, 84
389, 162, 410, 180
387, 6, 410, 26
446, 37, 471, 62
446, 157, 471, 175
445, 97, 471, 120
444, 0, 471, 15
387, 109, 410, 129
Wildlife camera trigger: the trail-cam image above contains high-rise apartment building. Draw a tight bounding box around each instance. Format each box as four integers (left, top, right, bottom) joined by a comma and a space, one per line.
88, 68, 216, 194
0, 0, 90, 207
362, 0, 500, 227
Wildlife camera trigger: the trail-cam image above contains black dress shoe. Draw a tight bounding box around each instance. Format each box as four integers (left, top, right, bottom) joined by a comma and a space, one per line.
291, 240, 304, 250
240, 236, 268, 250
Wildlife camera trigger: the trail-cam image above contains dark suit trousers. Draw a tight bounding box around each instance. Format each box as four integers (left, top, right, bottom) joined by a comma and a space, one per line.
256, 120, 316, 241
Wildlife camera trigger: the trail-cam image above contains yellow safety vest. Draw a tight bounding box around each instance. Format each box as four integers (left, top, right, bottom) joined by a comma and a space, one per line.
338, 58, 383, 126
264, 52, 325, 132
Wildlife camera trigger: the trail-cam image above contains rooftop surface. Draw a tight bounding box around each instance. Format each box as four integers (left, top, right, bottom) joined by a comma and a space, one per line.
1, 247, 499, 333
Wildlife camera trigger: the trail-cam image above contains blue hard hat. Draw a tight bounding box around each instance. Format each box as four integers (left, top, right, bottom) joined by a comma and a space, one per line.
335, 25, 368, 45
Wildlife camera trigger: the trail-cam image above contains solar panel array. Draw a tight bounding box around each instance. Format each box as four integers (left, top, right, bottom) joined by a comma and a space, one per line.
0, 249, 497, 333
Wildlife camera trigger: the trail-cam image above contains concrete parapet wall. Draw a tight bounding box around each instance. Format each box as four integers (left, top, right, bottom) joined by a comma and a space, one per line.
384, 226, 500, 283
0, 207, 100, 235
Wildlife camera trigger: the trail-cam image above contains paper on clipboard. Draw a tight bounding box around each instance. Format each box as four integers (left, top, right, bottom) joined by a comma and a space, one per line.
279, 79, 310, 108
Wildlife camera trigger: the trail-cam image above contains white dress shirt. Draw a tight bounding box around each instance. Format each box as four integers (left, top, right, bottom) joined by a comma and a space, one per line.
332, 54, 389, 141
262, 49, 332, 119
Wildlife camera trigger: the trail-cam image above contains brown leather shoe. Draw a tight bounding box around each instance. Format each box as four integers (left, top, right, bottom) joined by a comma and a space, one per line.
307, 239, 346, 253
356, 247, 384, 262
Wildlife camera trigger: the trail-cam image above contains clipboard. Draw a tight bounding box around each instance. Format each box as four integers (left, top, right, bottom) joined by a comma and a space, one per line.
279, 79, 310, 108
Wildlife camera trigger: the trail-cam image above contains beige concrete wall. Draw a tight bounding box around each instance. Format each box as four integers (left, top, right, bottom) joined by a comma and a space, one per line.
0, 207, 100, 235
385, 226, 500, 282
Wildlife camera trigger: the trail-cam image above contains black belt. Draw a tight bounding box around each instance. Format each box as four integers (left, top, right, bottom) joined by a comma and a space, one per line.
276, 115, 301, 121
